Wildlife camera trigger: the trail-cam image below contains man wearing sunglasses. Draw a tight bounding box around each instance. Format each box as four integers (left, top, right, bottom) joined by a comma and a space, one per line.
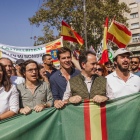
106, 48, 140, 99
130, 57, 140, 77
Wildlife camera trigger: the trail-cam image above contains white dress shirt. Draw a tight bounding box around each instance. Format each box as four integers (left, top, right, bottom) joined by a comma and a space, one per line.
62, 76, 93, 101
106, 71, 140, 99
0, 84, 19, 115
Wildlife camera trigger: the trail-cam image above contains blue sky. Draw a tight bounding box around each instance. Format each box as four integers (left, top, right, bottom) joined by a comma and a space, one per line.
0, 0, 55, 47
136, 0, 140, 3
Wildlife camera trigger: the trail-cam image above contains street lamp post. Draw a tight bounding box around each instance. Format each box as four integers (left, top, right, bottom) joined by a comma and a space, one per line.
83, 0, 88, 50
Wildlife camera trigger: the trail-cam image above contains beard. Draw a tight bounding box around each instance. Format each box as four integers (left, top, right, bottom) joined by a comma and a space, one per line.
117, 61, 129, 72
47, 63, 53, 66
46, 62, 53, 66
131, 65, 138, 71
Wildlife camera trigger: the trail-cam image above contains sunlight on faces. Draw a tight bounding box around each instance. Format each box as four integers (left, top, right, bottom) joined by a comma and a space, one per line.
0, 66, 3, 83
95, 65, 103, 76
44, 56, 53, 66
59, 51, 72, 69
131, 58, 139, 71
24, 63, 38, 82
115, 53, 130, 72
0, 59, 12, 77
82, 54, 97, 76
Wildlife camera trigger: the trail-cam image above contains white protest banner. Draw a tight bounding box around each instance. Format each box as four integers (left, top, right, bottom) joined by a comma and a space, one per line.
0, 37, 63, 65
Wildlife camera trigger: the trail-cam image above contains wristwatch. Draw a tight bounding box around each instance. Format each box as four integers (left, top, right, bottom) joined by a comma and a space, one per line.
44, 104, 47, 108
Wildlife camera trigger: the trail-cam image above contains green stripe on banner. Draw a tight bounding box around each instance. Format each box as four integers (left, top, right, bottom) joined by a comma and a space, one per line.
106, 92, 140, 140
0, 103, 85, 140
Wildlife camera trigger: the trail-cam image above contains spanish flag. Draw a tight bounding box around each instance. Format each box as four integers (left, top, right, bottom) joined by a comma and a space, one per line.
99, 17, 109, 64
45, 38, 63, 66
108, 20, 131, 48
61, 21, 84, 46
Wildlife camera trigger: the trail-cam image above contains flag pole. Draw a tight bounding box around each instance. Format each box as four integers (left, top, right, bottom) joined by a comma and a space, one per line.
83, 0, 88, 50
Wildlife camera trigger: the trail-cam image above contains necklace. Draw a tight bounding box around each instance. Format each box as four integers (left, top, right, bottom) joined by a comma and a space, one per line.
26, 85, 37, 94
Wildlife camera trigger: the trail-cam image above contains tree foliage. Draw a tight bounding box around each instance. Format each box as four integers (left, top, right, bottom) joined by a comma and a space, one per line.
29, 0, 130, 50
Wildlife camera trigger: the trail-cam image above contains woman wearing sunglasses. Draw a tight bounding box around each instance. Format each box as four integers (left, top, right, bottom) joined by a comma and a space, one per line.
95, 63, 108, 77
0, 63, 19, 121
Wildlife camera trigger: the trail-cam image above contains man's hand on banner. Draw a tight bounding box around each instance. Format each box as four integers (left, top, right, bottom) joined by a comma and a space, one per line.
93, 95, 108, 103
20, 106, 31, 115
54, 100, 68, 109
34, 104, 44, 112
69, 95, 82, 104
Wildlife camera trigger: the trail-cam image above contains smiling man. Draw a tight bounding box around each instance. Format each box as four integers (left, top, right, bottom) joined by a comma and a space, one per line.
130, 57, 140, 77
49, 47, 80, 108
106, 48, 140, 99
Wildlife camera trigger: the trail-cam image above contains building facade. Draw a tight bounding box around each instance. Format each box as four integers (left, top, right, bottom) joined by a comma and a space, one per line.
119, 0, 140, 56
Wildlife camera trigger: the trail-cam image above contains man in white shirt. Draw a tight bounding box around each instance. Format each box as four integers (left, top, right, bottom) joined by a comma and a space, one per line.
106, 48, 140, 99
0, 58, 25, 85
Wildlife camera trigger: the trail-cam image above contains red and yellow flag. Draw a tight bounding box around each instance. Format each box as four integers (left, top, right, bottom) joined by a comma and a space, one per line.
45, 38, 63, 66
99, 17, 109, 64
84, 100, 107, 140
61, 21, 84, 45
108, 20, 131, 48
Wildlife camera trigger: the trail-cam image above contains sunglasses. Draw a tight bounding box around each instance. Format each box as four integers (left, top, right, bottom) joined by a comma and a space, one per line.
131, 61, 138, 64
95, 68, 102, 71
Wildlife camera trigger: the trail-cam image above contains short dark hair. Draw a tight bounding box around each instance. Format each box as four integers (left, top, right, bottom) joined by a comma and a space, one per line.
79, 51, 96, 69
20, 59, 39, 78
57, 47, 71, 60
42, 54, 51, 61
131, 56, 140, 62
105, 59, 113, 65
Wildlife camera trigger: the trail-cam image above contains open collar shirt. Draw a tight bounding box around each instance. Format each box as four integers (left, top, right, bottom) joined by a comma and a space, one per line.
106, 71, 140, 99
17, 80, 53, 109
49, 68, 80, 101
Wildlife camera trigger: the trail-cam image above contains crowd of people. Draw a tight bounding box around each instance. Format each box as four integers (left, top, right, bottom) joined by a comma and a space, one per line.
0, 47, 140, 121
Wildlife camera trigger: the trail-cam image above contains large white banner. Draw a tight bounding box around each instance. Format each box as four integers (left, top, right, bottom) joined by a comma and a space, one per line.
0, 38, 63, 64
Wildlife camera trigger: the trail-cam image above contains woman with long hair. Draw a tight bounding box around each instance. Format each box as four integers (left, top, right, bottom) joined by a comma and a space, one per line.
0, 63, 19, 120
95, 63, 108, 77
